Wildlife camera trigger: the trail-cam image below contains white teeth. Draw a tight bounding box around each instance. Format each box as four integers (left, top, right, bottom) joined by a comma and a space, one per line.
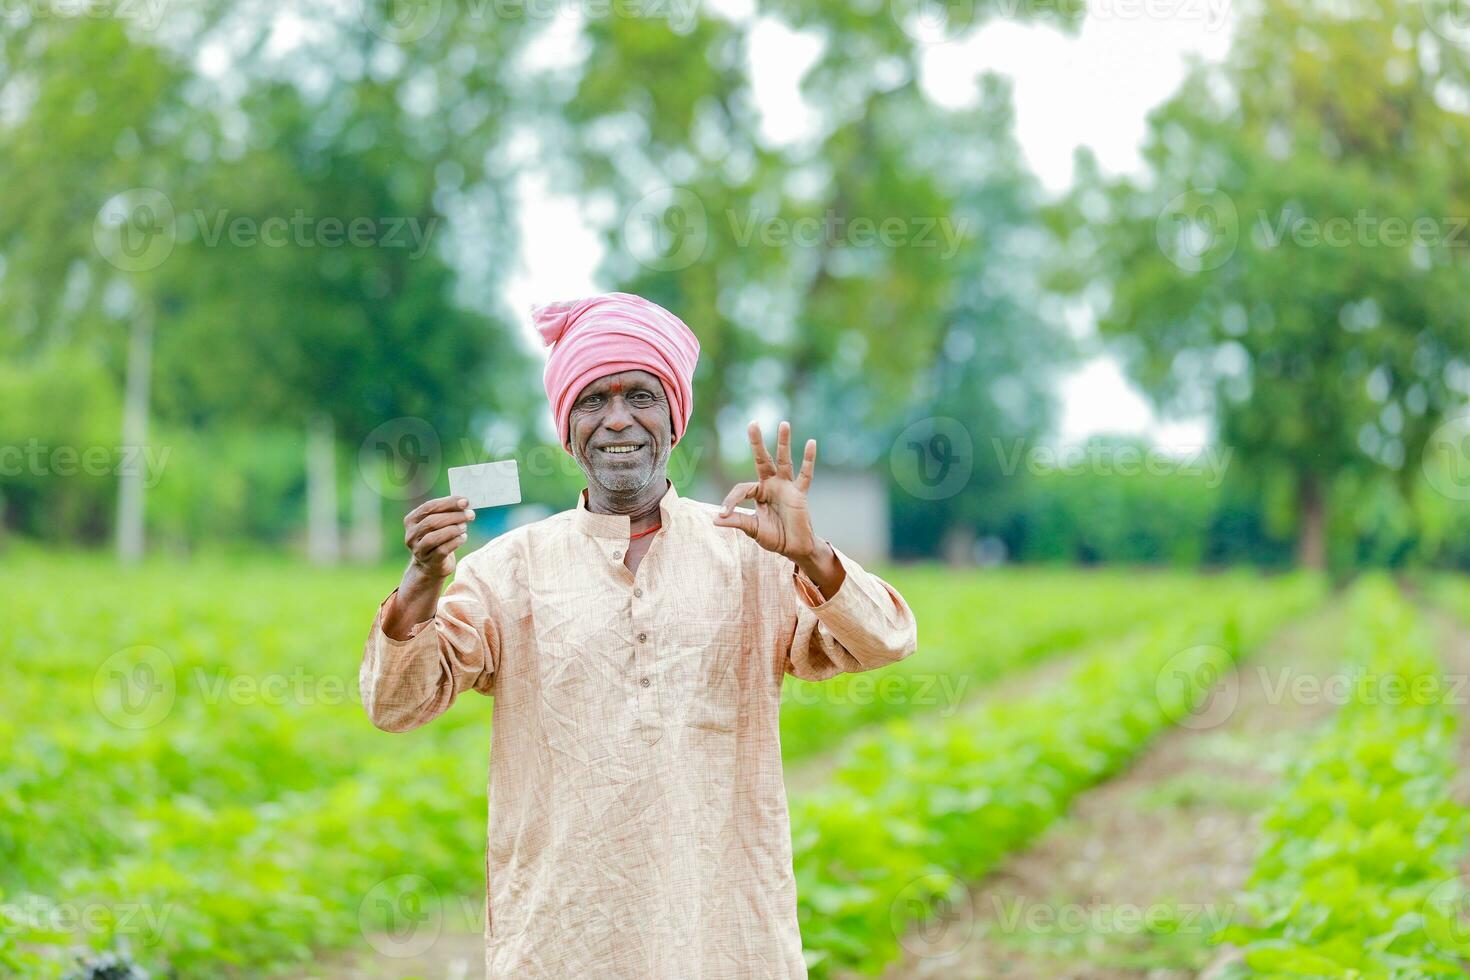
602, 445, 640, 454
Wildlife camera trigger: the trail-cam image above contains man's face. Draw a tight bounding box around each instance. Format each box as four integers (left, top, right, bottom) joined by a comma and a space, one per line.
567, 369, 673, 495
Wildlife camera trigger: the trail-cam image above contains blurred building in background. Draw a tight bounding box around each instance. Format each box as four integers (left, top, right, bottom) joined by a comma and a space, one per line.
693, 467, 890, 566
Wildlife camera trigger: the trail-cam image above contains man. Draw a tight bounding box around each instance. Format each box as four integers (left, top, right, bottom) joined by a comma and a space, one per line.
359, 291, 919, 979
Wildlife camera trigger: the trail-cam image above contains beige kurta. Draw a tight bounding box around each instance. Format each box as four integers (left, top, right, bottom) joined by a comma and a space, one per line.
359, 480, 919, 979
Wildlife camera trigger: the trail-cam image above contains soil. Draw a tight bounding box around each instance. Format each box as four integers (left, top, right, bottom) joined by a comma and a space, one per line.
873, 604, 1349, 980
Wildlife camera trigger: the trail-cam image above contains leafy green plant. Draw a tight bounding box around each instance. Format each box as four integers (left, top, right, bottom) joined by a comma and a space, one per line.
792, 574, 1324, 975
781, 566, 1256, 759
1220, 577, 1470, 977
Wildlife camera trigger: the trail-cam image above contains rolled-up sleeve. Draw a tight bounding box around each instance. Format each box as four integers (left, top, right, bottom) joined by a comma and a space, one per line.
782, 544, 918, 682
360, 554, 501, 732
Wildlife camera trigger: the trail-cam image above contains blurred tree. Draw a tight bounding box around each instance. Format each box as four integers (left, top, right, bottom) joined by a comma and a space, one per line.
0, 10, 542, 557
541, 0, 1080, 500
885, 76, 1071, 559
150, 9, 543, 559
1053, 0, 1470, 569
0, 19, 202, 557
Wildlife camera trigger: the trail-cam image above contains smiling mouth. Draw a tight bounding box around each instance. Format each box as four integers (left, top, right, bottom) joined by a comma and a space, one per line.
597, 443, 645, 456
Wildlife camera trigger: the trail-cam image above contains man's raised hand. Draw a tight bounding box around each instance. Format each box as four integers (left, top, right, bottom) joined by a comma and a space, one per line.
404, 495, 476, 580
714, 421, 820, 562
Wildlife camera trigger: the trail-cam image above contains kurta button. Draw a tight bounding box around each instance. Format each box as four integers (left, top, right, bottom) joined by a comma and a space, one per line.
634, 588, 643, 598
613, 551, 622, 560
637, 632, 648, 643
640, 676, 651, 688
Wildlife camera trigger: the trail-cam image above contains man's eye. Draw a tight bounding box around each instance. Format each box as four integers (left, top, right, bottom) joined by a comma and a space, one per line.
580, 396, 604, 409
629, 391, 654, 405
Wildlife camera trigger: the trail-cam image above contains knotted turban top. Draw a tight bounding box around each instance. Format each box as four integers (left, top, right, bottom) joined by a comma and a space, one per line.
531, 291, 700, 453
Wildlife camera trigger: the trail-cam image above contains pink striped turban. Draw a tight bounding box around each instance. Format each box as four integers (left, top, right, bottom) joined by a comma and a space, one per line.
531, 291, 701, 453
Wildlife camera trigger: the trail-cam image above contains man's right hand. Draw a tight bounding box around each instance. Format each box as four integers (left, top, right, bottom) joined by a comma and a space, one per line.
405, 495, 476, 579
383, 496, 476, 640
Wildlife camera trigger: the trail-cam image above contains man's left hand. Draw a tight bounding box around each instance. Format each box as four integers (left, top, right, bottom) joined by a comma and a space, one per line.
715, 420, 847, 599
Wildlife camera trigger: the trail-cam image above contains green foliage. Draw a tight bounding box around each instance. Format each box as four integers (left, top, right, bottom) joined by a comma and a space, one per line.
781, 566, 1259, 758
0, 349, 121, 545
2, 552, 491, 975
1056, 0, 1470, 565
791, 574, 1324, 975
1221, 577, 1470, 976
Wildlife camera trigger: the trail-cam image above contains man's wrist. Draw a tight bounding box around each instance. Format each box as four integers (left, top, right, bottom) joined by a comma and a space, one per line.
794, 538, 845, 600
383, 563, 447, 639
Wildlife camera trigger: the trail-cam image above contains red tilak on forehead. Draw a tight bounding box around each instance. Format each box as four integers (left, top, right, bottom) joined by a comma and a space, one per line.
608, 381, 624, 394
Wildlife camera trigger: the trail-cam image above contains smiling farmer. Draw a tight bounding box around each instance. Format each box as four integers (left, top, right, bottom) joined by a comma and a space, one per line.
359, 291, 919, 979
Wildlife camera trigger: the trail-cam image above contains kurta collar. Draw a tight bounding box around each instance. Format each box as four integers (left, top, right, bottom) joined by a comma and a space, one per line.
574, 479, 679, 539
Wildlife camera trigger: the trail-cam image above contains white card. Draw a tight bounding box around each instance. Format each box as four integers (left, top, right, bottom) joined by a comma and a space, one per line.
447, 460, 521, 509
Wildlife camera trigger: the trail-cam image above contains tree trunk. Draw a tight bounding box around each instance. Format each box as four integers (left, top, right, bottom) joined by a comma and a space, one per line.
348, 466, 383, 564
1296, 471, 1327, 570
115, 307, 152, 563
306, 413, 340, 565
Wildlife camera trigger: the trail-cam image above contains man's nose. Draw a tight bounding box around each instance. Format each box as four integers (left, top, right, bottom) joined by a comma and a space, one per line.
603, 397, 634, 431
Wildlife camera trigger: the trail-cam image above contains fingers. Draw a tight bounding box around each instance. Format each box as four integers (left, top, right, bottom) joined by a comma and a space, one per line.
719, 481, 758, 515
712, 509, 758, 538
404, 494, 473, 569
414, 522, 467, 559
775, 421, 795, 479
747, 421, 777, 479
405, 495, 468, 525
796, 438, 816, 492
407, 507, 475, 542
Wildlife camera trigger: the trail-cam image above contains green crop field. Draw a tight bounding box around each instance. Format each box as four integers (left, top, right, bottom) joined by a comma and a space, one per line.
6, 556, 1470, 978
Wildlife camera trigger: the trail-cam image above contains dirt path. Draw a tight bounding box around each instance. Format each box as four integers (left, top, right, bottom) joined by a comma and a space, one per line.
291, 930, 484, 980
875, 603, 1348, 980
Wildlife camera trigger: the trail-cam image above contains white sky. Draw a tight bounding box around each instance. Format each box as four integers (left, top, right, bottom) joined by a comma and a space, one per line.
508, 0, 1238, 449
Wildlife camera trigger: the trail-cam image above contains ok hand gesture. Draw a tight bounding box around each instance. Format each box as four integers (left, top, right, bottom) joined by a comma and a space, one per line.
714, 421, 820, 562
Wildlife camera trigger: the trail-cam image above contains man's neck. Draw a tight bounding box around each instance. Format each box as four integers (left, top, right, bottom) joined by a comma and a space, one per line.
586, 477, 669, 533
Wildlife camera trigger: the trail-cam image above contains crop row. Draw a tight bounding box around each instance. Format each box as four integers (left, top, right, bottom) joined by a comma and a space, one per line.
780, 567, 1265, 759
1219, 578, 1470, 976
790, 574, 1325, 976
0, 558, 1321, 976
